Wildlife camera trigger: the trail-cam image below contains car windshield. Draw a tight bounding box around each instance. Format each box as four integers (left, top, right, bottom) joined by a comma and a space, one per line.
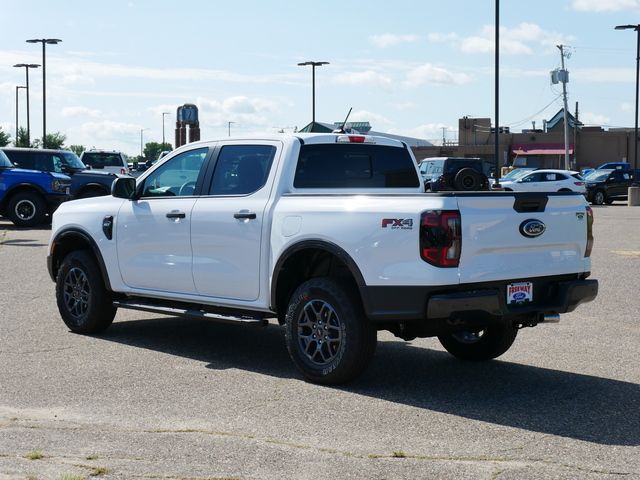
62, 152, 85, 169
584, 171, 611, 182
0, 150, 13, 168
503, 168, 535, 180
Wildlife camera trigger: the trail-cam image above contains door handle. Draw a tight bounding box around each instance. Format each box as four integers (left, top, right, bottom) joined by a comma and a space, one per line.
234, 211, 257, 220
166, 211, 186, 219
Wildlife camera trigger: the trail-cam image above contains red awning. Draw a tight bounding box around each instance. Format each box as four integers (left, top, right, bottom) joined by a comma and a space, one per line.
512, 143, 573, 155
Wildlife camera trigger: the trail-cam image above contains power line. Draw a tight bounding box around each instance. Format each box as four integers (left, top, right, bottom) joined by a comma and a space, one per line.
505, 94, 563, 127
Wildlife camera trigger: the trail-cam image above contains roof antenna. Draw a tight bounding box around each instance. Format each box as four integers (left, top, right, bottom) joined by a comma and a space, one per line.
332, 107, 352, 133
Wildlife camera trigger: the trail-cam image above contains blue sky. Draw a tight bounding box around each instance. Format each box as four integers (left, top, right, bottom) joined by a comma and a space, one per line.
2, 0, 640, 155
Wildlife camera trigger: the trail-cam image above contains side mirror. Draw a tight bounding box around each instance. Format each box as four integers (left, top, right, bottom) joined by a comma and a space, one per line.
111, 177, 137, 199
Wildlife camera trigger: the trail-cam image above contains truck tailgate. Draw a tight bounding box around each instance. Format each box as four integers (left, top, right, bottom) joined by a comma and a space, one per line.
456, 193, 590, 284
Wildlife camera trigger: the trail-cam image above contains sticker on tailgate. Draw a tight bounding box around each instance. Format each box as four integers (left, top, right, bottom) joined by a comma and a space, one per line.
507, 282, 533, 304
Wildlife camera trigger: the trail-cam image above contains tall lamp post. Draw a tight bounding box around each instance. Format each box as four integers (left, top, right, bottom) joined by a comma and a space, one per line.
162, 112, 170, 147
13, 63, 40, 146
228, 121, 236, 137
140, 128, 148, 159
494, 0, 501, 188
26, 38, 62, 148
297, 61, 329, 125
15, 86, 27, 143
615, 24, 640, 171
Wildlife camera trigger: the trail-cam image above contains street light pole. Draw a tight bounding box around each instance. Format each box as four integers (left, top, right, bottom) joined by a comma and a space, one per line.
13, 64, 40, 146
140, 128, 148, 158
162, 112, 170, 147
494, 0, 501, 187
15, 86, 26, 143
228, 121, 236, 137
26, 38, 62, 148
615, 24, 640, 171
297, 61, 329, 125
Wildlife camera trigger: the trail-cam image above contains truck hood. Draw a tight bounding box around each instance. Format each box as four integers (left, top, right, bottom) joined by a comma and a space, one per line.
2, 168, 71, 181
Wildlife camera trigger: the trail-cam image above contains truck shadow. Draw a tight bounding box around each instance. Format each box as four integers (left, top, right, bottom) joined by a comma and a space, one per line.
102, 316, 639, 447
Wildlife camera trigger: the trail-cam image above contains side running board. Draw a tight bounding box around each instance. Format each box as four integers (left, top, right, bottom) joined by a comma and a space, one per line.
113, 300, 268, 327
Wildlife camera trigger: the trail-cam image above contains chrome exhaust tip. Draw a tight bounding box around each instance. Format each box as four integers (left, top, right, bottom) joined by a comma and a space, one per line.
542, 314, 560, 323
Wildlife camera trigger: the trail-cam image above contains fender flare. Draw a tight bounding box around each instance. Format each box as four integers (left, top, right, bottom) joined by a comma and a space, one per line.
49, 227, 113, 291
270, 239, 366, 309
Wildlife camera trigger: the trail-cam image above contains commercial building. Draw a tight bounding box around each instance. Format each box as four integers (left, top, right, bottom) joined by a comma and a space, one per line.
412, 110, 638, 171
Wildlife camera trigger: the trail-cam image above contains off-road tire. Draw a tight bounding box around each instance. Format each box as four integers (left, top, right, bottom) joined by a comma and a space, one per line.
56, 250, 116, 333
454, 168, 484, 191
438, 322, 518, 361
7, 191, 46, 227
285, 277, 376, 384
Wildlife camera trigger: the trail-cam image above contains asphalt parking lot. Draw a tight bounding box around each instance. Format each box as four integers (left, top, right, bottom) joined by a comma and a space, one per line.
1, 204, 639, 480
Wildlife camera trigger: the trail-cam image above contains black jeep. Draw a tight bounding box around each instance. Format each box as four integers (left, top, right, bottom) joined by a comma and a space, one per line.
418, 157, 490, 192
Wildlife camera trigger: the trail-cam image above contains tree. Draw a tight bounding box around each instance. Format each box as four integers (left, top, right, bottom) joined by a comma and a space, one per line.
68, 145, 85, 156
143, 141, 172, 161
33, 132, 67, 150
14, 127, 30, 147
0, 127, 10, 147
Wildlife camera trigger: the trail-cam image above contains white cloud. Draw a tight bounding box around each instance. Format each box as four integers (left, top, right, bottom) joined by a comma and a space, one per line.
61, 106, 102, 118
572, 0, 640, 11
331, 70, 393, 89
430, 23, 573, 55
404, 64, 472, 87
369, 33, 420, 48
348, 110, 393, 127
196, 95, 278, 128
581, 112, 611, 125
388, 123, 452, 141
621, 102, 633, 112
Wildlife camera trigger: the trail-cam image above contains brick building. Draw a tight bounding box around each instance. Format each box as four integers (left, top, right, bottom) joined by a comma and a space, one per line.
412, 110, 637, 171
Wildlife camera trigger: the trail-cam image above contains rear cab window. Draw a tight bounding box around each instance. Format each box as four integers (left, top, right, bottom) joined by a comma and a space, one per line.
81, 152, 124, 168
294, 143, 420, 189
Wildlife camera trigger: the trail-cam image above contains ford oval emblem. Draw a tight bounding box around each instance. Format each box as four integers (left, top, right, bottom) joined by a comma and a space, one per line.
519, 219, 546, 238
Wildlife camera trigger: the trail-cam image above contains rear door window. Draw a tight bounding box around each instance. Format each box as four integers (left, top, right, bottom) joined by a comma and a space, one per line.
294, 144, 419, 188
208, 145, 276, 195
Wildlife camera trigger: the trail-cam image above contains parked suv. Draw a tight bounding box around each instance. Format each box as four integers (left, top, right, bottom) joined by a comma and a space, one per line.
418, 157, 490, 191
2, 147, 122, 199
584, 168, 638, 204
1, 147, 85, 175
79, 150, 130, 175
0, 150, 70, 227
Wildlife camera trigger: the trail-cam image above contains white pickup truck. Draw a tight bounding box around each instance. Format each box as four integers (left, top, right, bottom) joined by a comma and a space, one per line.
47, 133, 598, 384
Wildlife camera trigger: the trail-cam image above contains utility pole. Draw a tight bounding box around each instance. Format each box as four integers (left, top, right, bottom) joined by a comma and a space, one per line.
441, 127, 446, 146
557, 45, 571, 170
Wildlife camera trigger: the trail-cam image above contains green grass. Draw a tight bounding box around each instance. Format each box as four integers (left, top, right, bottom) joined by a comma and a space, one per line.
24, 450, 43, 460
60, 475, 84, 480
89, 466, 109, 476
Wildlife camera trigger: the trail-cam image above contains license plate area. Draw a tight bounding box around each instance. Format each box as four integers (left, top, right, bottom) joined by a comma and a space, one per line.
507, 282, 533, 304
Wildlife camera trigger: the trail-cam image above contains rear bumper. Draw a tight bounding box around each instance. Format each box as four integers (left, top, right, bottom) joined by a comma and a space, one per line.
360, 274, 598, 322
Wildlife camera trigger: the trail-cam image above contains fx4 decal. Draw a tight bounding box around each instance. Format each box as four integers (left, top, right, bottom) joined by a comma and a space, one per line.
381, 218, 413, 230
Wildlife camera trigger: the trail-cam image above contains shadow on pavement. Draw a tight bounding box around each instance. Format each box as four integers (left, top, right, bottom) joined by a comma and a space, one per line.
101, 316, 640, 447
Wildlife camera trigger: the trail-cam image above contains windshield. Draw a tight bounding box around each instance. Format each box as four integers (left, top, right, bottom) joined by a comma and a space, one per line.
62, 152, 85, 169
503, 168, 534, 181
584, 171, 611, 182
0, 150, 13, 168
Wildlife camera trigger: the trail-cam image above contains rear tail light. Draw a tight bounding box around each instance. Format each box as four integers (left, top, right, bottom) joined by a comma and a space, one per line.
420, 210, 461, 267
336, 135, 375, 144
574, 181, 585, 186
120, 167, 127, 174
585, 206, 594, 257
